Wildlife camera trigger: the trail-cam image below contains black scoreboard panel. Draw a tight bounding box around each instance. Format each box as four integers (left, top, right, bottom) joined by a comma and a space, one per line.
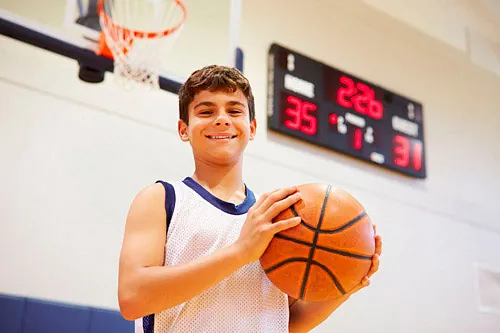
267, 43, 427, 179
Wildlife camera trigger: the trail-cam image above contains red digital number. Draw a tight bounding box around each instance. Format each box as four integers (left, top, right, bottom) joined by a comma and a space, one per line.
351, 82, 372, 115
284, 95, 317, 135
353, 128, 363, 150
412, 141, 423, 171
393, 135, 423, 171
393, 135, 410, 167
337, 76, 355, 108
337, 75, 384, 120
285, 95, 301, 130
368, 100, 383, 120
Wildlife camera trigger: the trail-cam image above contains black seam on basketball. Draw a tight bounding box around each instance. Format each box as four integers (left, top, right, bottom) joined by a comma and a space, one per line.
315, 246, 372, 260
321, 211, 368, 233
274, 234, 372, 260
292, 204, 367, 234
299, 185, 332, 300
290, 205, 300, 217
264, 258, 310, 274
295, 212, 368, 234
275, 233, 311, 247
265, 257, 346, 295
291, 206, 319, 233
298, 220, 319, 232
310, 260, 346, 295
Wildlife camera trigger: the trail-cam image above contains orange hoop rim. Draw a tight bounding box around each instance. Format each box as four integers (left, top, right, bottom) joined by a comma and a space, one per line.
97, 0, 187, 39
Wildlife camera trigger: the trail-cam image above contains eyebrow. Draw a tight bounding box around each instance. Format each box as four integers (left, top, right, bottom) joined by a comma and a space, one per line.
193, 100, 246, 109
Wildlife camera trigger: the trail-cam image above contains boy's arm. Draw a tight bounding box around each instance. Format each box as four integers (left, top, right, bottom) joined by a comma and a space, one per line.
118, 184, 302, 320
288, 294, 352, 333
288, 232, 382, 332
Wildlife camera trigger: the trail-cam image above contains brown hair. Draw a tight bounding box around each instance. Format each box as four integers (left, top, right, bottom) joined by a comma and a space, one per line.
178, 65, 255, 124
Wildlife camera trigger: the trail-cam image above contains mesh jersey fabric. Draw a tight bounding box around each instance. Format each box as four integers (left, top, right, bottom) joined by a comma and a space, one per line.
135, 177, 289, 333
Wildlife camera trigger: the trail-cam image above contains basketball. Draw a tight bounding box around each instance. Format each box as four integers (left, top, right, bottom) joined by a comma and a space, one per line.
260, 183, 375, 302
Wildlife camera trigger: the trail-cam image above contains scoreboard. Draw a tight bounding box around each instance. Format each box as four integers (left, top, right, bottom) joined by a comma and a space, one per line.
267, 43, 427, 178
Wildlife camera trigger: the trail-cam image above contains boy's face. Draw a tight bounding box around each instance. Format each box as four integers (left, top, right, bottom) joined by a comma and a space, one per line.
178, 88, 256, 165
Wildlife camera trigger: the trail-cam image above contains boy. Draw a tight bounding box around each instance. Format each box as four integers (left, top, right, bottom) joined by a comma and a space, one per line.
118, 65, 382, 333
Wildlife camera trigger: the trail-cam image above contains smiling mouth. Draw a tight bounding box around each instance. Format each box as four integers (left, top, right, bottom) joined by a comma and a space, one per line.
206, 135, 237, 139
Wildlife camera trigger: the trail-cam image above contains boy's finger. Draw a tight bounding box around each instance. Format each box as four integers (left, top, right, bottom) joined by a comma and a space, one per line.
375, 235, 382, 255
264, 192, 302, 221
270, 216, 301, 234
258, 186, 298, 213
252, 187, 285, 210
367, 254, 380, 278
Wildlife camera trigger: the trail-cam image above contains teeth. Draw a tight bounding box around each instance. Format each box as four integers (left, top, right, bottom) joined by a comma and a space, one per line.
210, 136, 232, 139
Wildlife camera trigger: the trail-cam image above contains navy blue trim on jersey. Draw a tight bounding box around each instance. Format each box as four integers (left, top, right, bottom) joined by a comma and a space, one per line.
182, 177, 255, 215
155, 180, 176, 231
142, 313, 154, 333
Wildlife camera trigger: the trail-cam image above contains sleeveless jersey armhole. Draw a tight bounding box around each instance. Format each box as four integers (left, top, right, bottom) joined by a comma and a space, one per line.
155, 180, 176, 233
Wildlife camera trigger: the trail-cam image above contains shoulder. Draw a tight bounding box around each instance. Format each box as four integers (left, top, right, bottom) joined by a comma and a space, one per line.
128, 183, 167, 218
134, 182, 166, 202
124, 181, 178, 234
133, 180, 180, 202
138, 181, 179, 229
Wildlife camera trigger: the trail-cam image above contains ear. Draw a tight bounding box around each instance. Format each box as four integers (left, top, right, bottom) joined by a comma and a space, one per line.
178, 119, 189, 142
249, 118, 257, 140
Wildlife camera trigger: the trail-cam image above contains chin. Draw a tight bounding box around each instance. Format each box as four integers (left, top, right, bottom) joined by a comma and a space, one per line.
208, 150, 242, 165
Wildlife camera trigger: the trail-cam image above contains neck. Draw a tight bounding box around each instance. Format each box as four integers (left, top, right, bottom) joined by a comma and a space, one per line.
191, 157, 246, 204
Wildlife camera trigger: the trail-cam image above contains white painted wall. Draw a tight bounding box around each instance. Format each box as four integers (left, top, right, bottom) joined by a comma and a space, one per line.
1, 0, 499, 332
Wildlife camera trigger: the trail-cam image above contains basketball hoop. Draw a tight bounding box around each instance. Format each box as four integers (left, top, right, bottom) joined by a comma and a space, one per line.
97, 0, 187, 89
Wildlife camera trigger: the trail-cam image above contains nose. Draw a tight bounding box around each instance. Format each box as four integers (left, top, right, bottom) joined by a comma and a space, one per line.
214, 111, 230, 126
216, 120, 230, 126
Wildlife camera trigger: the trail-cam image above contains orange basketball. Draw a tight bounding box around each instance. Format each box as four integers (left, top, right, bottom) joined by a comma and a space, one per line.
260, 183, 375, 302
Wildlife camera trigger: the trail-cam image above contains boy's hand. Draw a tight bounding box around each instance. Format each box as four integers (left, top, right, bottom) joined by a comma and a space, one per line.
287, 225, 382, 332
346, 224, 382, 295
236, 186, 302, 264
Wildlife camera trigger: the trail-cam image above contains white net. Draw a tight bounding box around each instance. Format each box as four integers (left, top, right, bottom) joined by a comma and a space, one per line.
99, 0, 187, 89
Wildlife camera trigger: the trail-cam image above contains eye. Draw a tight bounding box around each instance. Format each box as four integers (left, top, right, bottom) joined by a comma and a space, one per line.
199, 110, 212, 115
229, 110, 243, 115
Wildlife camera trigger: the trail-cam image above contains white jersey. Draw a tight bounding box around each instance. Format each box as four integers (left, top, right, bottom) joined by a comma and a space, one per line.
135, 177, 289, 333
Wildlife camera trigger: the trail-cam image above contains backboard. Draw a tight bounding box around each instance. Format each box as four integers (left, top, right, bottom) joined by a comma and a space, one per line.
0, 0, 243, 94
